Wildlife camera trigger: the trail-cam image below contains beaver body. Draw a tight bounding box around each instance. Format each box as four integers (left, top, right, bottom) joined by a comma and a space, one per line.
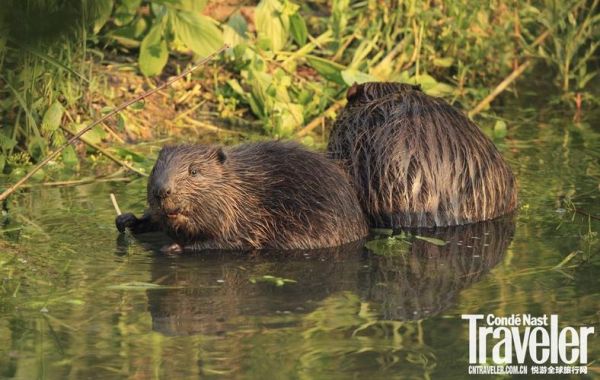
116, 141, 368, 251
117, 81, 518, 251
327, 82, 517, 228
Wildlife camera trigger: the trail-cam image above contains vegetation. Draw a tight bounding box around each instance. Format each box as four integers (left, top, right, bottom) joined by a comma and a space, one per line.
0, 0, 599, 183
0, 2, 599, 378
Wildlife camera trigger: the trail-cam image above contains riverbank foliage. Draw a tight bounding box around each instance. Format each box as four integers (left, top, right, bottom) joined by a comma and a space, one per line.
0, 0, 599, 178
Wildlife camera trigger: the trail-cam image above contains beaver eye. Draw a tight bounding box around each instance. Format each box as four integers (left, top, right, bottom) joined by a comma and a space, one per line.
189, 167, 198, 177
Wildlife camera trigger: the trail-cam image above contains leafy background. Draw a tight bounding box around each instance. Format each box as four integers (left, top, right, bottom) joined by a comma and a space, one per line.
0, 0, 598, 179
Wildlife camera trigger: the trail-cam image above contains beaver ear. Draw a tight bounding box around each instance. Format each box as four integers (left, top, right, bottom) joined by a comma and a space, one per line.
215, 147, 227, 164
346, 82, 362, 102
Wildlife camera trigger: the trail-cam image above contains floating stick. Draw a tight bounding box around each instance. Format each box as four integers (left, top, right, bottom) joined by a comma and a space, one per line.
110, 193, 122, 216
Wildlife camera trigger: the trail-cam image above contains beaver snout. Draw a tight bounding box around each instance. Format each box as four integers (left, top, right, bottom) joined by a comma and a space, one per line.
153, 184, 173, 200
151, 181, 182, 219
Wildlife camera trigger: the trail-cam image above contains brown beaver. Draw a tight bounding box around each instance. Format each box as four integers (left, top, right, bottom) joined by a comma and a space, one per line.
327, 82, 518, 228
116, 141, 368, 252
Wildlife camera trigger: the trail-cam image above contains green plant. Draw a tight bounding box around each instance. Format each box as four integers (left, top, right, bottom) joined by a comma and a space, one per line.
219, 0, 525, 137
2, 0, 600, 176
534, 0, 600, 101
102, 0, 223, 76
0, 0, 103, 174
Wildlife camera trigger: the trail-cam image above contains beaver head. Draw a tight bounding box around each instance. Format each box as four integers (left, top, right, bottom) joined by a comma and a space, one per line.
147, 144, 228, 241
346, 82, 421, 103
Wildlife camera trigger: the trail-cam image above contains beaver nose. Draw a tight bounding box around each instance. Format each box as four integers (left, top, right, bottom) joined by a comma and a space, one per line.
155, 186, 172, 199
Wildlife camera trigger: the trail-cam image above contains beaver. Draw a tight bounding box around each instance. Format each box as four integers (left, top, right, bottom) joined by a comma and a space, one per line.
116, 141, 368, 252
327, 82, 518, 228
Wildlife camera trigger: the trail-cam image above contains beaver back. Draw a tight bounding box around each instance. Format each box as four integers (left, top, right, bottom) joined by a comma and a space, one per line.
328, 82, 518, 227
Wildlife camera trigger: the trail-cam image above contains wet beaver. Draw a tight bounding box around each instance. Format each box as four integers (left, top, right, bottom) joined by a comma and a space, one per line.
328, 82, 518, 228
116, 141, 368, 252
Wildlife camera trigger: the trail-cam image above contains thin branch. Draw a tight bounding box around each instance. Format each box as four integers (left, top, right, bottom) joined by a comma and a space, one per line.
60, 125, 148, 176
296, 101, 344, 138
181, 116, 242, 134
574, 208, 600, 221
469, 30, 550, 117
0, 44, 229, 202
110, 193, 122, 216
468, 60, 532, 118
19, 177, 132, 188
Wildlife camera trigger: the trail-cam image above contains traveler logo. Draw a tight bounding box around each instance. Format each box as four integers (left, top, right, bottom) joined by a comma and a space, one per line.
462, 314, 594, 375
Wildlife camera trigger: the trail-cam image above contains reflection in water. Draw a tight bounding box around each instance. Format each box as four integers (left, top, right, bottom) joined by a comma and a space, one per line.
2, 109, 599, 379
362, 217, 515, 320
135, 217, 515, 336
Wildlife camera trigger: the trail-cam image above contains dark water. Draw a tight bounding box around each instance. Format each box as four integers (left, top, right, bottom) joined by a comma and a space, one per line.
0, 106, 599, 379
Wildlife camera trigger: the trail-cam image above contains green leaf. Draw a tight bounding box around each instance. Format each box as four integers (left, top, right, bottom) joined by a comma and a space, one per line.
27, 137, 47, 161
306, 56, 345, 85
0, 132, 17, 151
92, 0, 114, 33
114, 0, 142, 26
255, 0, 289, 51
139, 21, 169, 76
116, 114, 126, 131
331, 0, 349, 38
62, 145, 78, 166
130, 100, 145, 110
415, 235, 447, 246
114, 147, 149, 163
249, 275, 297, 287
41, 101, 64, 134
109, 17, 147, 47
172, 11, 224, 58
227, 12, 248, 37
341, 68, 377, 86
223, 24, 245, 47
71, 123, 106, 146
432, 57, 453, 67
31, 168, 45, 181
273, 101, 304, 136
365, 235, 411, 256
398, 73, 454, 97
424, 82, 455, 97
51, 129, 65, 147
493, 120, 508, 138
156, 0, 208, 11
289, 13, 307, 45
227, 79, 246, 96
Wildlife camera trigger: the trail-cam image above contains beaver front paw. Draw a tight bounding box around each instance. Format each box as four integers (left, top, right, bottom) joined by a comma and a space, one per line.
160, 243, 184, 254
115, 213, 139, 233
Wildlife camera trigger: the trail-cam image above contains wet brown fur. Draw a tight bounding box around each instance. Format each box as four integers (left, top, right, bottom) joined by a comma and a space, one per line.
144, 141, 368, 250
328, 82, 518, 228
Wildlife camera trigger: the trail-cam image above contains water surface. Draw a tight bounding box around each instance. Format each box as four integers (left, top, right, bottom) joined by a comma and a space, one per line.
1, 103, 599, 379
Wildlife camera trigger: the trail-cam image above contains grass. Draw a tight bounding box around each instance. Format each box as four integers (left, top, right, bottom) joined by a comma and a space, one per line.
0, 0, 598, 181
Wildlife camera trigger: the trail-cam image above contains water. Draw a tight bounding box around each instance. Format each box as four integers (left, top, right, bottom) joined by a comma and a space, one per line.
0, 104, 599, 379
